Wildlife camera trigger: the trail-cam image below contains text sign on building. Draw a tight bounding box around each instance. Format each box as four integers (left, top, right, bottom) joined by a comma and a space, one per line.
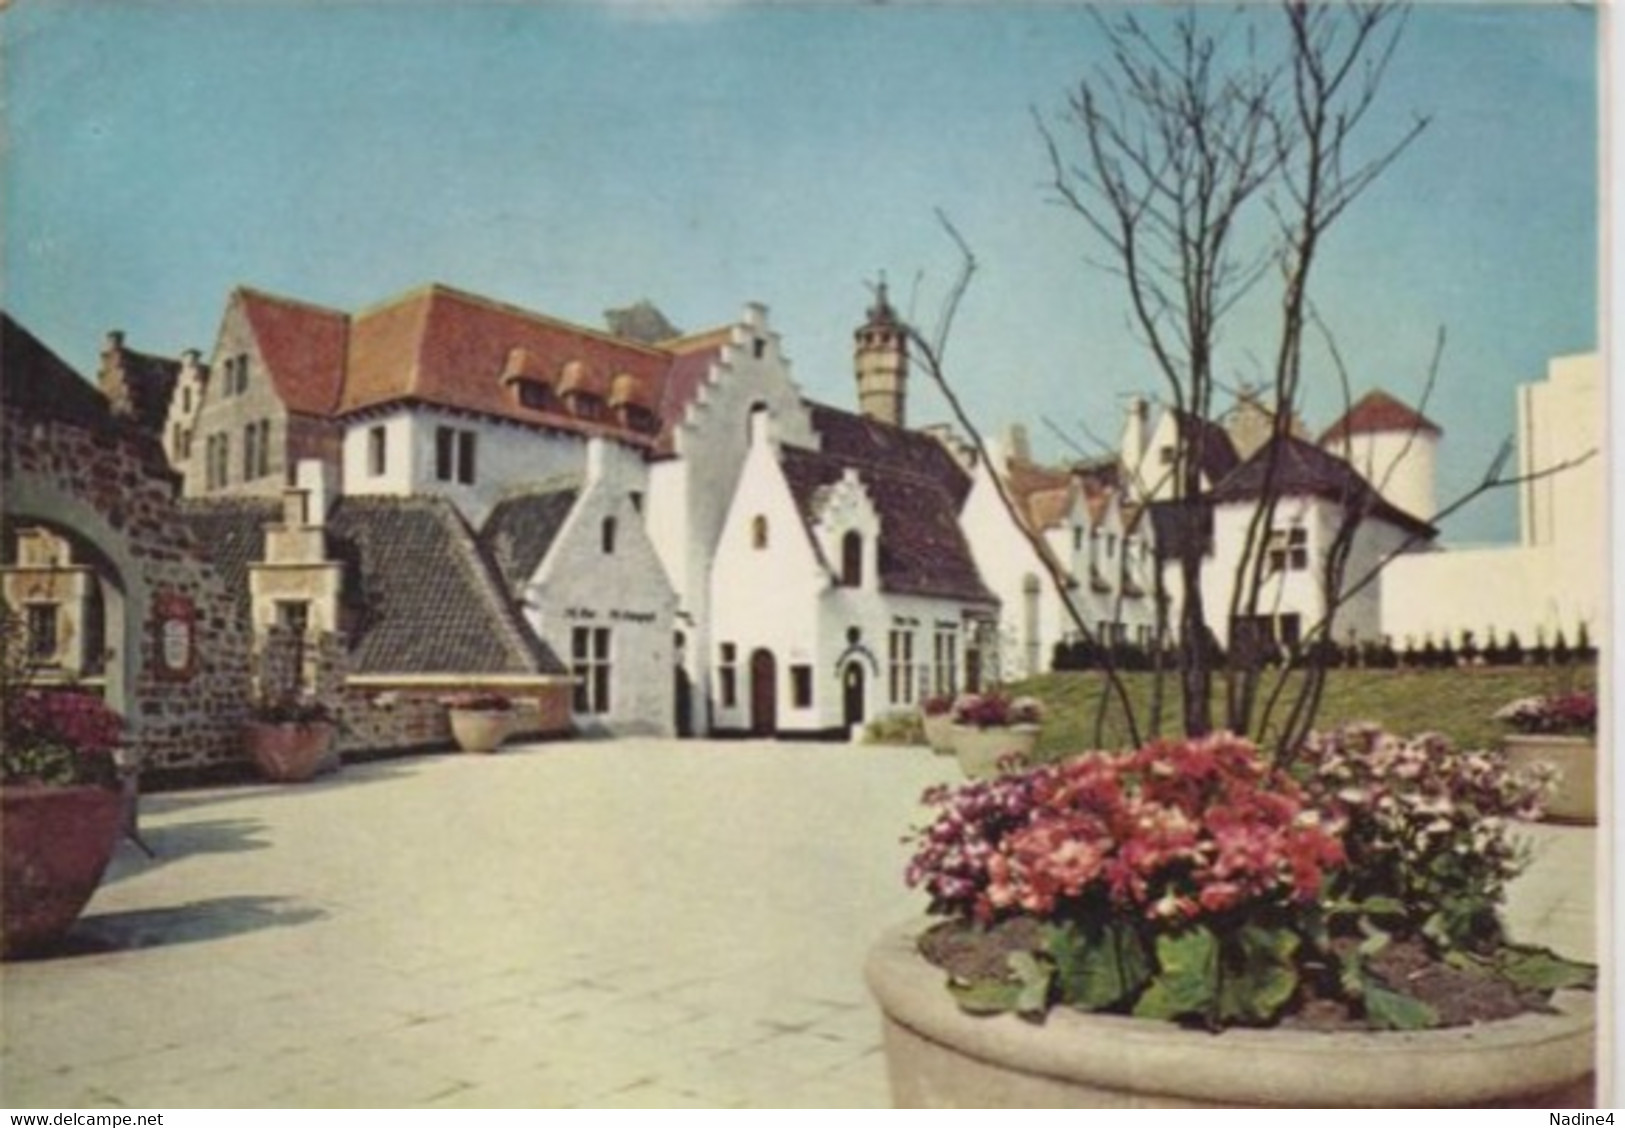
153, 591, 197, 681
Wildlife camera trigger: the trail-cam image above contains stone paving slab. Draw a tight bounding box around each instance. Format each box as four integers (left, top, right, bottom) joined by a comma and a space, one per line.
0, 738, 1603, 1109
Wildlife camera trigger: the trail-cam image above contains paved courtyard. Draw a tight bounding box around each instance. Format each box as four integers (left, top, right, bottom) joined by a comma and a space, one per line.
0, 738, 1604, 1109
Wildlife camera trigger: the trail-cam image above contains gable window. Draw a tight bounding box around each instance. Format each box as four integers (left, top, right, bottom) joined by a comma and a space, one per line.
888, 629, 915, 706
25, 604, 59, 663
368, 426, 387, 477
751, 515, 769, 550
1266, 526, 1309, 574
601, 516, 617, 554
220, 358, 235, 397
752, 337, 766, 359
840, 531, 863, 587
435, 426, 477, 485
256, 420, 271, 478
572, 626, 612, 715
718, 642, 738, 709
790, 664, 813, 708
243, 423, 258, 481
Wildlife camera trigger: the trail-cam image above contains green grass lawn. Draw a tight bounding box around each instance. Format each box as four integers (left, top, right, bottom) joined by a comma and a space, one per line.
1012, 664, 1598, 759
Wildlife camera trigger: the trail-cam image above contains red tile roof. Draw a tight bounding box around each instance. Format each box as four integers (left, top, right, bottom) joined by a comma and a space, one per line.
237, 289, 349, 416
1319, 390, 1441, 444
341, 285, 672, 443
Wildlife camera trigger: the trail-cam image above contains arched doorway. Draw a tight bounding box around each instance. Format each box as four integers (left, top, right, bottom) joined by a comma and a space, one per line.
749, 648, 777, 736
842, 661, 866, 729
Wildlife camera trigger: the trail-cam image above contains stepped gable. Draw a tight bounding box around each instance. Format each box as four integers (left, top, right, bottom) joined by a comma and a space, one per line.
341, 284, 670, 444
326, 495, 564, 676
177, 497, 283, 622
236, 288, 350, 415
104, 342, 182, 433
653, 327, 729, 455
1319, 389, 1442, 445
806, 402, 974, 509
1211, 434, 1436, 538
779, 443, 995, 605
481, 483, 583, 588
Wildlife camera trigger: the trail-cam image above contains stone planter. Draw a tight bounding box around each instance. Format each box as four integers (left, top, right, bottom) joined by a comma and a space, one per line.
244, 721, 337, 783
949, 723, 1040, 780
1503, 734, 1596, 824
2, 784, 124, 959
865, 920, 1596, 1109
921, 713, 955, 756
448, 708, 515, 754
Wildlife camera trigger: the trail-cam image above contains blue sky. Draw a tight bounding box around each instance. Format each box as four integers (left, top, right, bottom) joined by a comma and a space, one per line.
2, 1, 1599, 544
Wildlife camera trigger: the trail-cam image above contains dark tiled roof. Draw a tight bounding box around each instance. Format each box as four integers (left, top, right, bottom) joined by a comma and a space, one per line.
1210, 435, 1437, 539
328, 495, 564, 676
1147, 499, 1214, 561
780, 445, 995, 605
177, 497, 282, 624
481, 484, 582, 588
109, 347, 182, 433
1175, 411, 1242, 483
237, 288, 350, 416
1319, 389, 1442, 445
807, 402, 974, 508
2, 314, 116, 431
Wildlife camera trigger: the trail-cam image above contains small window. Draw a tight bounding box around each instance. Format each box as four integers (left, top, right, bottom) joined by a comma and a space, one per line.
25, 604, 58, 663
368, 426, 387, 476
791, 665, 813, 708
719, 642, 738, 708
752, 337, 766, 359
572, 626, 612, 715
751, 515, 769, 550
182, 385, 193, 412
243, 423, 258, 480
276, 600, 310, 635
256, 420, 271, 478
629, 491, 644, 515
840, 531, 862, 586
457, 430, 476, 484
437, 427, 477, 484
1266, 527, 1309, 574
601, 516, 617, 554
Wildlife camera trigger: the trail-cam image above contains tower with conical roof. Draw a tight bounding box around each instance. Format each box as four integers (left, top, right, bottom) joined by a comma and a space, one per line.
853, 280, 908, 428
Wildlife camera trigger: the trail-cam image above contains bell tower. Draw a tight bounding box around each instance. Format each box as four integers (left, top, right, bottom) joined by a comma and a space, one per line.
854, 279, 908, 428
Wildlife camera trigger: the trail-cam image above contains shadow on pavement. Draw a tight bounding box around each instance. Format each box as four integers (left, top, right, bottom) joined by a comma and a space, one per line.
101, 816, 272, 885
51, 896, 327, 957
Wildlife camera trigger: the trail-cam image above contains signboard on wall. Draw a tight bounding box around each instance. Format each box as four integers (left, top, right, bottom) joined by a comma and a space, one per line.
153, 591, 197, 681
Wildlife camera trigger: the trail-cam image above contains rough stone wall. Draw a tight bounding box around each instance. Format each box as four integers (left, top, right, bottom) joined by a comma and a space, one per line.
2, 411, 255, 778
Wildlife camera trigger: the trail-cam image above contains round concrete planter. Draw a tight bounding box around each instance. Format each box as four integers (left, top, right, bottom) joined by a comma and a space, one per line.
245, 721, 337, 783
448, 708, 515, 754
2, 784, 123, 960
1503, 734, 1596, 824
921, 713, 955, 756
865, 920, 1596, 1109
949, 724, 1040, 780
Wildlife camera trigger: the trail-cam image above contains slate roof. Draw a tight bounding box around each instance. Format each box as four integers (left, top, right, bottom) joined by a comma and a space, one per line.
237, 289, 350, 416
780, 443, 995, 606
1210, 435, 1437, 538
108, 346, 182, 433
481, 484, 583, 589
1319, 389, 1442, 445
327, 495, 565, 676
2, 314, 117, 432
177, 497, 282, 622
341, 284, 671, 446
807, 402, 974, 509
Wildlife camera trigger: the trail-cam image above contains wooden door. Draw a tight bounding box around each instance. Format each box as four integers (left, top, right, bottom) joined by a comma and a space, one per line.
842, 662, 865, 728
749, 649, 777, 736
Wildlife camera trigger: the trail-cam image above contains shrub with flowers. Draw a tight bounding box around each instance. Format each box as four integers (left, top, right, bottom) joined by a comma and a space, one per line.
921, 694, 955, 718
1494, 692, 1597, 737
1, 690, 124, 789
950, 692, 1043, 729
906, 728, 1591, 1030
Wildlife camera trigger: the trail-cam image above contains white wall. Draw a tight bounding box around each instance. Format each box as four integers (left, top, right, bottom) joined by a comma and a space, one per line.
524, 440, 677, 737
1334, 429, 1437, 526
646, 304, 814, 732
959, 456, 1060, 681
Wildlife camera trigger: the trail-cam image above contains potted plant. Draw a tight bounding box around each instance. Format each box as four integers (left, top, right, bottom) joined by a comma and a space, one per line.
444, 692, 516, 754
1495, 692, 1598, 824
2, 689, 127, 959
868, 727, 1596, 1108
947, 692, 1044, 780
920, 694, 956, 756
243, 693, 338, 783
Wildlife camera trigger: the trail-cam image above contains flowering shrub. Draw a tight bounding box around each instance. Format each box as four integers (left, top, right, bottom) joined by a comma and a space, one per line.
950, 692, 1044, 729
444, 692, 515, 712
906, 728, 1588, 1029
1300, 727, 1551, 953
1494, 692, 1597, 737
2, 690, 124, 788
921, 694, 955, 718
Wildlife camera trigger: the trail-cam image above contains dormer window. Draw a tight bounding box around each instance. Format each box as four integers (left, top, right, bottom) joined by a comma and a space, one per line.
559, 359, 608, 421
503, 347, 558, 413
840, 531, 863, 587
609, 372, 658, 434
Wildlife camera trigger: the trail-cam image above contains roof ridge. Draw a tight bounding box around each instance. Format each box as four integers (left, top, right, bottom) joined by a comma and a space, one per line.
662, 325, 732, 352
235, 286, 351, 321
